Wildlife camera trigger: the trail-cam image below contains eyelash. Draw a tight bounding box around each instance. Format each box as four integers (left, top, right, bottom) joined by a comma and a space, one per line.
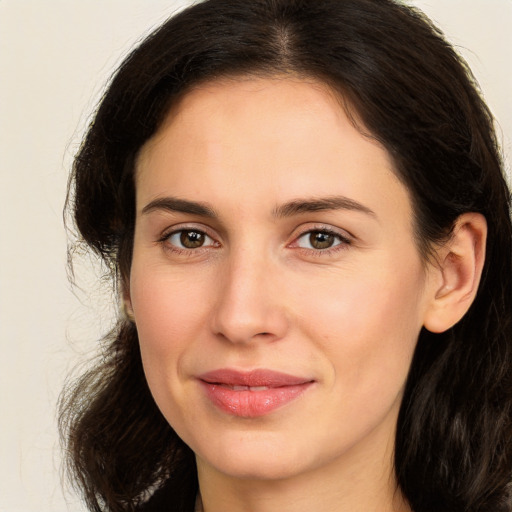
158, 225, 352, 256
158, 227, 219, 256
292, 227, 352, 255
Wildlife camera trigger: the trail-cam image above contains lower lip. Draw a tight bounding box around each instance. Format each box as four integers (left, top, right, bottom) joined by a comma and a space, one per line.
200, 381, 313, 418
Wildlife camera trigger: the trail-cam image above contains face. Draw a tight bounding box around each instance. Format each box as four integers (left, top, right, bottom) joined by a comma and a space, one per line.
129, 77, 436, 483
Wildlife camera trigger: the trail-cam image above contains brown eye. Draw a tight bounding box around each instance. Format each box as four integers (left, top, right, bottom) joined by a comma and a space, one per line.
180, 230, 205, 248
309, 231, 336, 249
295, 229, 348, 251
165, 229, 215, 250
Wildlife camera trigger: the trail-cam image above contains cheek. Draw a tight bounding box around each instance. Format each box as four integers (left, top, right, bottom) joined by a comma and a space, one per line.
131, 266, 210, 349
129, 264, 214, 408
129, 265, 219, 442
296, 258, 426, 396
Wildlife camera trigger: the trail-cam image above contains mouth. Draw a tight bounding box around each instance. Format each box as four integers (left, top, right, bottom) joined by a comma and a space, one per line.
197, 369, 315, 418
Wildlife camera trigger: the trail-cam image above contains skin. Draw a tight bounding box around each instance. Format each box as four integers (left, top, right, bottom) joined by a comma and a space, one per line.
127, 77, 485, 512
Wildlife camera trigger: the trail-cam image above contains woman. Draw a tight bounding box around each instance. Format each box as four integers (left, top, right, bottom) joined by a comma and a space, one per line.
60, 1, 512, 511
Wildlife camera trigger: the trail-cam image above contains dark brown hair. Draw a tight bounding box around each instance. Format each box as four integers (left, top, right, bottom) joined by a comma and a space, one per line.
60, 1, 512, 511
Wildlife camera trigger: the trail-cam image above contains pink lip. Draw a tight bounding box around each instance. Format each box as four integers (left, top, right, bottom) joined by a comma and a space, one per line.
198, 369, 314, 418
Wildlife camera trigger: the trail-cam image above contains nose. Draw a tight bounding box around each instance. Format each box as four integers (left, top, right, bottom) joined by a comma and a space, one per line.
210, 248, 289, 345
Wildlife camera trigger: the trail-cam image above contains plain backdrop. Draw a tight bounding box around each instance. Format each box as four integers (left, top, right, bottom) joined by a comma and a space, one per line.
0, 1, 510, 511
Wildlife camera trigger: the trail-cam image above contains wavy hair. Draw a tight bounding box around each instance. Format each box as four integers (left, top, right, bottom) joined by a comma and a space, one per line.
60, 1, 512, 511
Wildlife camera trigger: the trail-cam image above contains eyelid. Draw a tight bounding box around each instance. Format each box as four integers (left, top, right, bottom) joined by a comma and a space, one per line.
169, 230, 215, 248
291, 223, 353, 241
158, 223, 221, 249
157, 222, 353, 254
288, 224, 353, 252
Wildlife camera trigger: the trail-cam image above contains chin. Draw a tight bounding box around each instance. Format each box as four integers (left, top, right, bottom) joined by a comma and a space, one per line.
193, 428, 321, 481
203, 453, 306, 481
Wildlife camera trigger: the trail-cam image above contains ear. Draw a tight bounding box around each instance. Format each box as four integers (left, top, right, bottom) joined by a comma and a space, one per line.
423, 213, 487, 333
122, 282, 135, 323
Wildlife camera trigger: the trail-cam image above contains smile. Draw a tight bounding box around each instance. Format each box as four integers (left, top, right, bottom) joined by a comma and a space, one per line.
198, 369, 314, 418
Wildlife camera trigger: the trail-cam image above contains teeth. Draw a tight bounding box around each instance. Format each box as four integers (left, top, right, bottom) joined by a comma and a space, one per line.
229, 385, 270, 391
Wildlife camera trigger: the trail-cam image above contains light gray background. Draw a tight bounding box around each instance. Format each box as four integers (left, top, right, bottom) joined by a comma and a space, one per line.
1, 1, 510, 510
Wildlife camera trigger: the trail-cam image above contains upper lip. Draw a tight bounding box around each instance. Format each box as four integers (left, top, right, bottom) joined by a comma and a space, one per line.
198, 368, 313, 388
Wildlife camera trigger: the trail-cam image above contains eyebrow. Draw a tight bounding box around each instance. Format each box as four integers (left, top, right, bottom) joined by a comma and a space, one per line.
141, 197, 218, 217
272, 196, 376, 218
141, 195, 375, 219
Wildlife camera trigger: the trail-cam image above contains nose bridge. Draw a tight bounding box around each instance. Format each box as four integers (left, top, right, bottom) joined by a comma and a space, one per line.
211, 242, 287, 344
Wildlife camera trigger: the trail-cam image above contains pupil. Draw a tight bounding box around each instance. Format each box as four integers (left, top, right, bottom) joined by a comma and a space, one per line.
181, 231, 204, 248
310, 231, 334, 249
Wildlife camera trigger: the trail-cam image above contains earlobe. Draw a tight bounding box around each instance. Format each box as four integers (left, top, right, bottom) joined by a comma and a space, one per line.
423, 213, 487, 333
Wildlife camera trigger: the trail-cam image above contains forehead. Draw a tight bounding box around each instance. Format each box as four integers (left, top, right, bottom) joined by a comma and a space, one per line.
135, 77, 410, 223
138, 77, 354, 172
158, 76, 348, 134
